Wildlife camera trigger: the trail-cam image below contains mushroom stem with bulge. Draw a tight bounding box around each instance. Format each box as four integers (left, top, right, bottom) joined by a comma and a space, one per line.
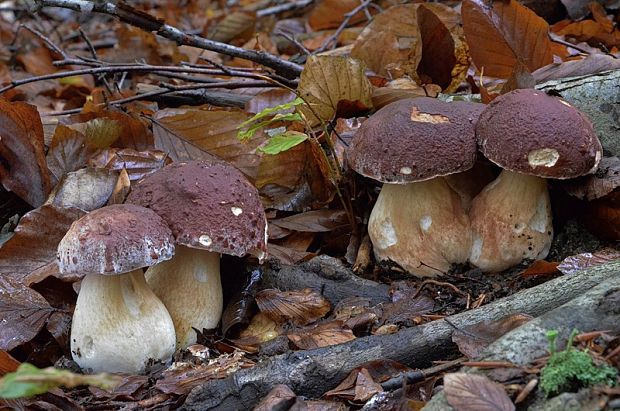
145, 245, 222, 348
71, 269, 176, 374
368, 177, 472, 277
468, 170, 553, 272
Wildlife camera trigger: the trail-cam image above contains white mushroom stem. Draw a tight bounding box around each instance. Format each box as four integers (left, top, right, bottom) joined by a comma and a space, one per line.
70, 269, 176, 374
469, 169, 553, 272
145, 245, 222, 349
368, 177, 472, 277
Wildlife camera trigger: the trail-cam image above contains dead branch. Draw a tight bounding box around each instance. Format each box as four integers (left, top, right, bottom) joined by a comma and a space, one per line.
181, 260, 620, 410
31, 0, 304, 79
422, 272, 620, 410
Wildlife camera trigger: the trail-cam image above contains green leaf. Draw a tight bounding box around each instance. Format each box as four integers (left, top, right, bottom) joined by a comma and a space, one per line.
0, 363, 121, 399
259, 131, 308, 155
237, 112, 302, 142
237, 97, 304, 142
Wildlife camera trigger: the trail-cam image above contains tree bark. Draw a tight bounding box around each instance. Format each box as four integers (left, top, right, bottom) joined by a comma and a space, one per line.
181, 260, 620, 411
421, 272, 620, 410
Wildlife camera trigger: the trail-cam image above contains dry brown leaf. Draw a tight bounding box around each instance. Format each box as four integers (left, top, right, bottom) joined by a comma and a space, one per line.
231, 312, 281, 352
452, 314, 533, 359
49, 168, 118, 211
0, 276, 54, 351
266, 243, 316, 265
0, 350, 20, 376
297, 55, 373, 126
354, 368, 384, 402
245, 89, 296, 115
462, 0, 554, 78
533, 54, 620, 83
557, 248, 620, 275
16, 47, 57, 76
584, 191, 620, 241
0, 99, 52, 207
207, 11, 256, 44
308, 0, 369, 31
254, 385, 297, 411
88, 148, 171, 181
45, 125, 97, 186
519, 260, 560, 277
256, 288, 331, 326
270, 210, 349, 232
155, 351, 254, 395
0, 205, 85, 285
70, 108, 154, 150
589, 2, 614, 33
107, 168, 131, 205
416, 4, 470, 91
561, 0, 620, 20
557, 19, 620, 49
444, 372, 515, 411
325, 359, 409, 400
380, 295, 434, 327
287, 320, 356, 349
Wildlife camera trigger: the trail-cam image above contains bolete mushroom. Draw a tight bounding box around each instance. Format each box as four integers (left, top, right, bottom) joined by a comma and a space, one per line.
347, 97, 484, 277
470, 89, 602, 272
57, 204, 176, 374
126, 160, 268, 348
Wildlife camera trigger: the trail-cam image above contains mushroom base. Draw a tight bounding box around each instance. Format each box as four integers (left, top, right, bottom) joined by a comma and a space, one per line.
368, 178, 472, 277
469, 170, 553, 272
70, 270, 176, 374
145, 246, 222, 349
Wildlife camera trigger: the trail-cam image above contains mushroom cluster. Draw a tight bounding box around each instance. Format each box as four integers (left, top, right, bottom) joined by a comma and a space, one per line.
126, 160, 268, 349
348, 90, 602, 276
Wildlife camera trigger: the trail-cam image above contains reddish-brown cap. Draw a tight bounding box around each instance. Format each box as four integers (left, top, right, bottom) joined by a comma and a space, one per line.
126, 160, 268, 259
57, 204, 175, 275
347, 98, 484, 183
477, 89, 602, 179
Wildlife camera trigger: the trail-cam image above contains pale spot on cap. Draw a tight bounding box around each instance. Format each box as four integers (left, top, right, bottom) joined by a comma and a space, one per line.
528, 148, 559, 168
231, 207, 243, 216
198, 235, 212, 247
400, 166, 412, 175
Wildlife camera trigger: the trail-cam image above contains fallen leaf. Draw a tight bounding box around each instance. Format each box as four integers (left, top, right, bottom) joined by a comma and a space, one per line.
288, 320, 355, 349
444, 372, 515, 411
584, 191, 620, 241
266, 243, 316, 265
380, 295, 434, 327
0, 351, 19, 377
0, 205, 85, 285
452, 314, 533, 358
557, 19, 620, 49
49, 168, 118, 211
354, 368, 383, 402
0, 98, 52, 207
230, 313, 280, 352
155, 351, 254, 395
519, 260, 560, 278
561, 156, 620, 201
325, 359, 409, 400
253, 384, 297, 411
557, 248, 620, 275
462, 0, 554, 78
297, 55, 373, 126
221, 269, 263, 337
256, 288, 331, 326
308, 0, 368, 31
560, 0, 620, 20
533, 54, 620, 83
270, 210, 349, 232
45, 125, 97, 186
0, 276, 54, 351
88, 148, 171, 181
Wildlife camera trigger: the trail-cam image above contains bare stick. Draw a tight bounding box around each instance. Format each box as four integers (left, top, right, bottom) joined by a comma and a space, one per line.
31, 0, 304, 78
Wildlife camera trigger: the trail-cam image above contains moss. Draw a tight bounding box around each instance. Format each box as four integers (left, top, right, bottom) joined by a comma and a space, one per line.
540, 330, 618, 396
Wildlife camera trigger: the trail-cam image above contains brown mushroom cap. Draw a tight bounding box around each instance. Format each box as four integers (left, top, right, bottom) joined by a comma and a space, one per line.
347, 97, 484, 183
57, 204, 175, 275
126, 160, 267, 258
476, 89, 602, 179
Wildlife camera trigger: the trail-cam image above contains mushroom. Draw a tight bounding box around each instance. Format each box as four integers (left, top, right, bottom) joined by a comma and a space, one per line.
57, 204, 176, 374
126, 160, 268, 348
347, 97, 485, 277
470, 89, 602, 272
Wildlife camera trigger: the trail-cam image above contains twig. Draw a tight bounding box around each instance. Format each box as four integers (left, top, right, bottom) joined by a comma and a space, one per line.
411, 279, 468, 300
255, 0, 313, 17
0, 63, 297, 94
380, 357, 466, 391
32, 0, 304, 78
41, 80, 271, 116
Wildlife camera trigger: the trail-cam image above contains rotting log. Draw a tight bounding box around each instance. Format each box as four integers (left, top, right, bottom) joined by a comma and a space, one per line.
421, 273, 620, 411
181, 260, 620, 411
261, 256, 391, 306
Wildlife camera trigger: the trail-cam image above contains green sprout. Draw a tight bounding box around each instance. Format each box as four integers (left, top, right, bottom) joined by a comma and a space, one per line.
540, 329, 617, 396
236, 97, 308, 155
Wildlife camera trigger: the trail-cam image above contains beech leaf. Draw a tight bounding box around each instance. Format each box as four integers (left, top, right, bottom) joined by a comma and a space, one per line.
462, 0, 554, 78
444, 372, 515, 411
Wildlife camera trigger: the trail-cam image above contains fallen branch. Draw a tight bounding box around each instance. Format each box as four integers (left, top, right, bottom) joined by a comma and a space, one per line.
261, 256, 391, 306
422, 272, 620, 410
31, 0, 304, 79
181, 260, 620, 410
